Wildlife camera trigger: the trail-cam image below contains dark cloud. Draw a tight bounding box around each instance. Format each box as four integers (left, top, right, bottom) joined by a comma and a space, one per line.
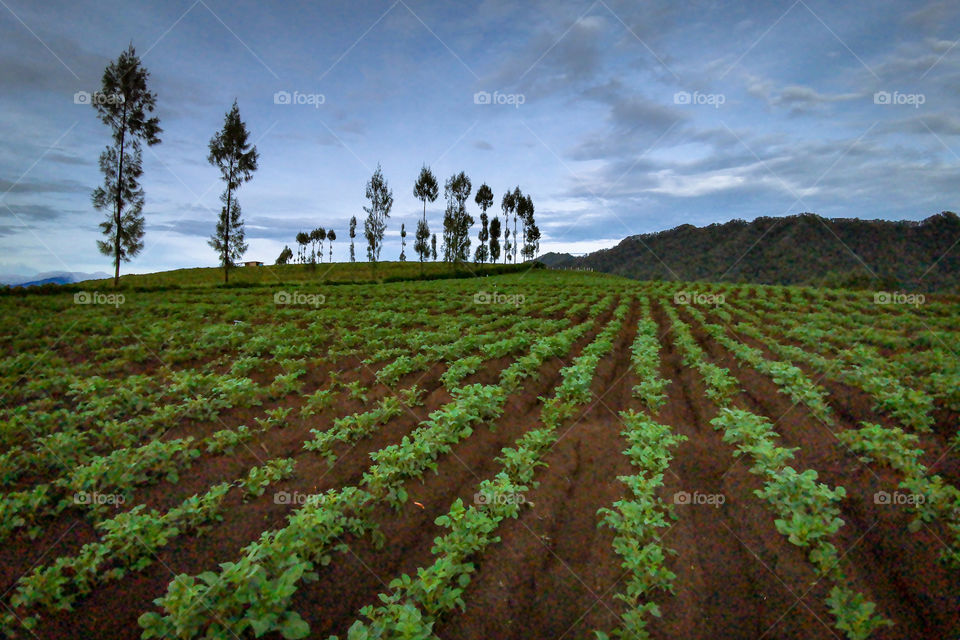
0, 177, 89, 195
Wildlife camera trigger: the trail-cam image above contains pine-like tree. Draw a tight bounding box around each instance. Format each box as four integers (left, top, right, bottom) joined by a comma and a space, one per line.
276, 245, 293, 265
500, 189, 516, 263
327, 229, 336, 262
349, 216, 357, 262
489, 216, 501, 264
363, 164, 393, 274
441, 171, 473, 264
208, 100, 258, 282
91, 44, 162, 286
475, 213, 489, 263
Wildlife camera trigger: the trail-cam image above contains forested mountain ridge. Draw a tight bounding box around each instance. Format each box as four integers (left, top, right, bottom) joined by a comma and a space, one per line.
543, 212, 960, 291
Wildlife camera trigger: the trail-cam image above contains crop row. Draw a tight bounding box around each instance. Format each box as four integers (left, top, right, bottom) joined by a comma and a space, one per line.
336, 297, 632, 637
136, 296, 612, 639
666, 308, 890, 639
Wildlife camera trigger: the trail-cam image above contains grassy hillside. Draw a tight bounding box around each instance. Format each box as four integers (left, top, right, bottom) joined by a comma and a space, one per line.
75, 261, 534, 289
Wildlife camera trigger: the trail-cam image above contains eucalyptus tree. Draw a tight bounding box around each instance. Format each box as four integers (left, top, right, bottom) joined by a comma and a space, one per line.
363, 164, 393, 273
208, 100, 258, 283
442, 171, 473, 264
500, 189, 516, 263
91, 44, 162, 286
349, 216, 357, 262
489, 216, 502, 263
327, 228, 336, 262
475, 213, 489, 263
276, 245, 293, 265
295, 231, 309, 263
413, 165, 438, 268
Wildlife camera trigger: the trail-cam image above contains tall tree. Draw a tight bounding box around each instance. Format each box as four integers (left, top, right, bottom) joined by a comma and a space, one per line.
295, 231, 309, 264
473, 184, 492, 265
475, 213, 489, 264
431, 234, 437, 261
413, 165, 439, 222
276, 245, 293, 265
309, 227, 325, 265
511, 186, 522, 264
414, 217, 430, 271
349, 216, 357, 262
474, 183, 493, 218
413, 165, 438, 272
489, 216, 501, 264
399, 223, 407, 261
500, 189, 516, 263
327, 229, 336, 262
524, 220, 541, 260
519, 194, 539, 260
91, 44, 162, 286
208, 194, 247, 275
363, 163, 393, 273
441, 171, 473, 264
208, 100, 258, 283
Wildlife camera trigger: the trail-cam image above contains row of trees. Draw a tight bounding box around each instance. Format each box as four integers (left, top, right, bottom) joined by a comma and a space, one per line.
275, 166, 540, 270
276, 227, 337, 265
361, 164, 540, 272
90, 45, 541, 285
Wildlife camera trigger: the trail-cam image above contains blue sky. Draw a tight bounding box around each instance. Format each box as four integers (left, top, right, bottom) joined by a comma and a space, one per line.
1, 0, 958, 276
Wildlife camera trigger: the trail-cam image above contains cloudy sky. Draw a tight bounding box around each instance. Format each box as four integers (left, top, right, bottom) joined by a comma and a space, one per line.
1, 0, 958, 276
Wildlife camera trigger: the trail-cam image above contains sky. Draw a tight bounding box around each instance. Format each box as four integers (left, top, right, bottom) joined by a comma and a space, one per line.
0, 0, 958, 276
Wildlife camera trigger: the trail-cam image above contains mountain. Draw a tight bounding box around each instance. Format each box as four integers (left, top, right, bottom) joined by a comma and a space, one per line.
536, 252, 576, 267
545, 212, 960, 292
1, 271, 112, 287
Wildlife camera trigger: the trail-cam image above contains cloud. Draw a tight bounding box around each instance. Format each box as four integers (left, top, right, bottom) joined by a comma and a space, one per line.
0, 202, 69, 224
772, 85, 861, 110
879, 112, 960, 136
0, 177, 89, 195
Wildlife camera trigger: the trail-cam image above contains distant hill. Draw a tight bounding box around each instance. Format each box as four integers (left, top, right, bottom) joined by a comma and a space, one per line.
536, 252, 576, 267
1, 271, 111, 287
546, 212, 960, 292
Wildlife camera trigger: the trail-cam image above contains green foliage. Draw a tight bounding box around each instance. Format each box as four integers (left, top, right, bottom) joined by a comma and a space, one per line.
240, 458, 296, 501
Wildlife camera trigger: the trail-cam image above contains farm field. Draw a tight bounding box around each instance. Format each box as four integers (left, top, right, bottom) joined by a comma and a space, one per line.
0, 269, 958, 640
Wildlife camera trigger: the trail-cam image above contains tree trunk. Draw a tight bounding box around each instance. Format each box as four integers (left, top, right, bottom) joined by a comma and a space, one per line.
224, 159, 233, 284
113, 103, 128, 287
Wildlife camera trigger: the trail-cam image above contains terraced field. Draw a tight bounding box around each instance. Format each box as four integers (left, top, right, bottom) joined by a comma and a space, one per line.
1, 270, 957, 639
